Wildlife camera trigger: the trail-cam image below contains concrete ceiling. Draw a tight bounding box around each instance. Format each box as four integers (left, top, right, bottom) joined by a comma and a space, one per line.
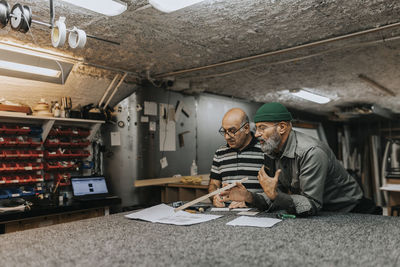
1, 0, 400, 117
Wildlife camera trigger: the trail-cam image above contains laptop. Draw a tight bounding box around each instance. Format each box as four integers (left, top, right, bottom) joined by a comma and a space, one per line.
71, 176, 111, 201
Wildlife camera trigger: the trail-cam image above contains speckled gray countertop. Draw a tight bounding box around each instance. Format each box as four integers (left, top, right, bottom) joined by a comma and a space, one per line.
0, 211, 399, 267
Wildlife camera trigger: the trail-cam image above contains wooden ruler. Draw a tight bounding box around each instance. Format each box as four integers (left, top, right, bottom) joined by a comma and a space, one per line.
174, 177, 248, 212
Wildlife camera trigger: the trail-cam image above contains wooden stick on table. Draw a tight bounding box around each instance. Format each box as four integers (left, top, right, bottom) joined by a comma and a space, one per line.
174, 177, 248, 212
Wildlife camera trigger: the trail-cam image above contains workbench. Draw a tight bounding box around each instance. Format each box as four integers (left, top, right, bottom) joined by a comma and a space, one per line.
0, 210, 399, 266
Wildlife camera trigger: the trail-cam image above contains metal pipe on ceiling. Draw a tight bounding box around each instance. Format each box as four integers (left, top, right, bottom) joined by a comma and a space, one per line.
189, 34, 400, 80
155, 21, 400, 78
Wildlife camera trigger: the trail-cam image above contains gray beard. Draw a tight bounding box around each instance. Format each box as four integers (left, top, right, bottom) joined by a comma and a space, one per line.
259, 131, 281, 156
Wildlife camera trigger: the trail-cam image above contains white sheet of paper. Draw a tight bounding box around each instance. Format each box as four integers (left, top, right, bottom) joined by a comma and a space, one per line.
159, 103, 176, 151
160, 157, 168, 169
140, 116, 149, 122
237, 211, 259, 216
226, 216, 281, 228
144, 101, 157, 116
149, 121, 156, 132
380, 184, 400, 192
110, 132, 121, 146
125, 204, 221, 226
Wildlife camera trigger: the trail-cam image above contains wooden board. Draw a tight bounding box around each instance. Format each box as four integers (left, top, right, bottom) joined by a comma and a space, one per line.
134, 177, 183, 187
134, 174, 210, 187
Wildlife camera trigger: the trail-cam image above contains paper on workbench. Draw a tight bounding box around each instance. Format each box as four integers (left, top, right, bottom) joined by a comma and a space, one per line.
226, 216, 281, 228
125, 204, 221, 226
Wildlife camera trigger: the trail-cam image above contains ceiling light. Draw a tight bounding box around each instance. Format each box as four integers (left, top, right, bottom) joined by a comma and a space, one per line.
149, 0, 205, 13
290, 88, 331, 104
0, 41, 75, 84
0, 60, 60, 77
61, 0, 127, 16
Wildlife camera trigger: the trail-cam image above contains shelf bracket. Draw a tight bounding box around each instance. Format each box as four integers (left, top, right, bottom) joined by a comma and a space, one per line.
42, 119, 55, 141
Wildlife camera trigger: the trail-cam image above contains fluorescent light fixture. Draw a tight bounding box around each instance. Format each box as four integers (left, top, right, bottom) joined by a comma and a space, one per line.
290, 88, 331, 104
0, 60, 60, 77
149, 0, 205, 13
0, 41, 75, 84
61, 0, 127, 16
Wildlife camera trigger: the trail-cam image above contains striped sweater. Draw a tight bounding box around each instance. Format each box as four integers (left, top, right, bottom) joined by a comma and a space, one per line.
210, 134, 264, 192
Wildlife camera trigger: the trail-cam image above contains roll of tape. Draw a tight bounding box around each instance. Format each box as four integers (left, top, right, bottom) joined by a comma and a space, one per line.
51, 17, 66, 48
10, 3, 31, 33
10, 3, 22, 31
0, 0, 11, 29
68, 26, 87, 49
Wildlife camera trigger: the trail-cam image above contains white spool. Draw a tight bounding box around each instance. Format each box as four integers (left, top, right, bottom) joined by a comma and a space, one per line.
10, 4, 22, 29
68, 26, 86, 49
51, 17, 66, 48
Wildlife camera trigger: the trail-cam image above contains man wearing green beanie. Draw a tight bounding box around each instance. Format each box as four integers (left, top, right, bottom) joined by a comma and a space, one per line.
220, 102, 381, 216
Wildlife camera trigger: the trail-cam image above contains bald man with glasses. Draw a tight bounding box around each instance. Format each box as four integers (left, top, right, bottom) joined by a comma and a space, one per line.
208, 108, 264, 208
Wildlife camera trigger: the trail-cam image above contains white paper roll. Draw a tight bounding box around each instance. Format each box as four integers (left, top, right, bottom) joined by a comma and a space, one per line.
68, 26, 86, 49
51, 17, 66, 48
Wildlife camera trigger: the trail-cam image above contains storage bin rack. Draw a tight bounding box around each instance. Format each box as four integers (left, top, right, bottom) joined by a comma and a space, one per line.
0, 113, 104, 200
0, 124, 44, 197
44, 126, 92, 187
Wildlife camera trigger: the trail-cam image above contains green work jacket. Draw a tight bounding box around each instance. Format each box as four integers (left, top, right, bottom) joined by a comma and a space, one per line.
252, 130, 363, 216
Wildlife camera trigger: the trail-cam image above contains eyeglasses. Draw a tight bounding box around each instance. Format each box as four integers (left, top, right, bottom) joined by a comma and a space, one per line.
219, 122, 248, 137
255, 123, 278, 133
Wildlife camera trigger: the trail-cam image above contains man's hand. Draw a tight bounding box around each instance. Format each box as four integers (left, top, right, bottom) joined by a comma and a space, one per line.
228, 201, 247, 209
212, 194, 225, 208
258, 166, 281, 200
220, 182, 253, 203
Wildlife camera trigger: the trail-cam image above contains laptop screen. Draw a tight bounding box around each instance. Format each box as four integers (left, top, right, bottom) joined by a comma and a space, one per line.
71, 176, 109, 196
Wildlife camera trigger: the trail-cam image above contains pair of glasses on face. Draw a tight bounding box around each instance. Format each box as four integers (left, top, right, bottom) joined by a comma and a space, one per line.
255, 123, 278, 133
219, 122, 248, 137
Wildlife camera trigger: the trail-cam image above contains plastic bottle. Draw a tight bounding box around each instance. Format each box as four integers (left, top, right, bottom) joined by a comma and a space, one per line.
190, 160, 198, 176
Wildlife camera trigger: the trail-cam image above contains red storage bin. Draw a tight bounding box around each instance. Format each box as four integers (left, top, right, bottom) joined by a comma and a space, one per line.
4, 174, 19, 184
3, 125, 19, 134
3, 137, 17, 147
19, 150, 31, 159
22, 162, 43, 171
78, 129, 90, 137
0, 150, 5, 159
30, 139, 42, 147
30, 150, 44, 158
60, 129, 73, 136
44, 139, 60, 147
3, 162, 19, 171
17, 126, 30, 135
31, 174, 44, 182
4, 150, 19, 158
16, 136, 30, 147
45, 162, 60, 170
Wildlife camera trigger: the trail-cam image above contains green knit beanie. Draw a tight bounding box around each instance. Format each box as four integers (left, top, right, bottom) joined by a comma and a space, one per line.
254, 102, 293, 122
